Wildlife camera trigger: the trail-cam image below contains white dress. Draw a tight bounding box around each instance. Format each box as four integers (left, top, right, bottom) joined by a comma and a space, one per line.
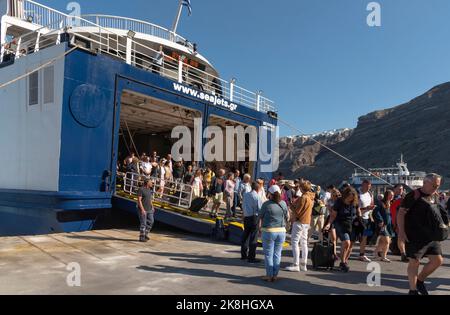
192, 177, 202, 198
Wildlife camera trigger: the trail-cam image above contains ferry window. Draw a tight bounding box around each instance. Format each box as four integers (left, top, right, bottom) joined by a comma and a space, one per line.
28, 71, 39, 106
43, 66, 54, 104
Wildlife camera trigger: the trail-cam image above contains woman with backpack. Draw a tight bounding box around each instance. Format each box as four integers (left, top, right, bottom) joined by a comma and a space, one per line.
309, 186, 326, 242
373, 190, 395, 262
259, 185, 290, 282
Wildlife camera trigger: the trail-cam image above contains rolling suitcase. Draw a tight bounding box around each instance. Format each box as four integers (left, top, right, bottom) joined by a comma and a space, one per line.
311, 235, 335, 270
189, 197, 208, 213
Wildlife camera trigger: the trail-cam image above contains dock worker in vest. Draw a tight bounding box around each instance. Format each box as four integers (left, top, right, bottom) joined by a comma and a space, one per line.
138, 178, 156, 242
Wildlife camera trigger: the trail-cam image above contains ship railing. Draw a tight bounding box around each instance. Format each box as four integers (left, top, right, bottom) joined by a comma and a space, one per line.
81, 14, 195, 51
121, 172, 194, 210
3, 0, 277, 114
2, 20, 67, 58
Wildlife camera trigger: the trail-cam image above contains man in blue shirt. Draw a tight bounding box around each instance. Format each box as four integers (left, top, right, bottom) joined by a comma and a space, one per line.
241, 181, 263, 263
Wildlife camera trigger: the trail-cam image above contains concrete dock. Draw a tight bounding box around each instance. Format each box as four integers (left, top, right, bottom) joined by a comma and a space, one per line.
1, 227, 449, 295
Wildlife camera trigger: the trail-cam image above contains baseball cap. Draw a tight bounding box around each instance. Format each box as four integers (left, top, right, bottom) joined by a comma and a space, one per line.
268, 185, 281, 195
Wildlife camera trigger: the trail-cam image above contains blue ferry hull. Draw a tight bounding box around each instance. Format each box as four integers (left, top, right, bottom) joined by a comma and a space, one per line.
0, 44, 277, 236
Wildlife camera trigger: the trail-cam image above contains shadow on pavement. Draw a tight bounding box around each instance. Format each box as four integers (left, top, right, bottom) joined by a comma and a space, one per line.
136, 264, 393, 295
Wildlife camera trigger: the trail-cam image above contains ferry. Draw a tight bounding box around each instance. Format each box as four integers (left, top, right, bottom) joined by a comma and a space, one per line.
0, 0, 278, 237
348, 155, 426, 195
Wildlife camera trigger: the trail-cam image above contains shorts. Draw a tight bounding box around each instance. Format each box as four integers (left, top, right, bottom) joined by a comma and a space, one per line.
362, 218, 374, 237
379, 225, 395, 238
334, 221, 356, 242
406, 241, 442, 260
213, 192, 223, 204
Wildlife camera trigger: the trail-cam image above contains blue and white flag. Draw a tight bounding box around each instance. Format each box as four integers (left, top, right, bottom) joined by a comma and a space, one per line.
182, 0, 192, 16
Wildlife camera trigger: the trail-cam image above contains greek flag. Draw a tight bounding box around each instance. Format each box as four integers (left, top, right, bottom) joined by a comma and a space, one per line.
182, 0, 192, 16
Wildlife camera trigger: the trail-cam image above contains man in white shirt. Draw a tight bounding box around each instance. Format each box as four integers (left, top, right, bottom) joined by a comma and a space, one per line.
358, 180, 376, 262
323, 185, 334, 205
140, 156, 152, 177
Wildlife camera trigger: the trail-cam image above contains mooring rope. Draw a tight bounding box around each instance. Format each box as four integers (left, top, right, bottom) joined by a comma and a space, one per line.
278, 117, 392, 186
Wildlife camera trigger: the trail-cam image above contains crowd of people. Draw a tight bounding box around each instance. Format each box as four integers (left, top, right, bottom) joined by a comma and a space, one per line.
241, 173, 448, 295
127, 153, 449, 294
120, 151, 268, 219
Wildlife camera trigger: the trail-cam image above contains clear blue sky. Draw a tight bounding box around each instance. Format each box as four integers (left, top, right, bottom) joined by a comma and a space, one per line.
41, 0, 450, 136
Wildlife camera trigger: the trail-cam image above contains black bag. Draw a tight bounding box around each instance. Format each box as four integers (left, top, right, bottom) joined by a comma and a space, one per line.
352, 217, 364, 240
211, 218, 227, 241
189, 197, 208, 213
312, 202, 322, 217
425, 203, 449, 242
411, 190, 449, 242
311, 235, 335, 270
312, 194, 322, 217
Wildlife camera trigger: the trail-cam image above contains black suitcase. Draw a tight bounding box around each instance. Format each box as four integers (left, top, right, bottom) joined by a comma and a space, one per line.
189, 197, 208, 213
311, 237, 335, 270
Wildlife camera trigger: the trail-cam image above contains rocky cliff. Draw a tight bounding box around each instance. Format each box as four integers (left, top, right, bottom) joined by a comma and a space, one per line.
279, 82, 450, 188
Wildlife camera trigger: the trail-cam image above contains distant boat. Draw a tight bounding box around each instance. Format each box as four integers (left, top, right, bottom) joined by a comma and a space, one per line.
348, 155, 426, 194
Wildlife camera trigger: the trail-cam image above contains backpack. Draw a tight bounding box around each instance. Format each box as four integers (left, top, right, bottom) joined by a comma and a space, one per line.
312, 194, 322, 217
411, 190, 449, 242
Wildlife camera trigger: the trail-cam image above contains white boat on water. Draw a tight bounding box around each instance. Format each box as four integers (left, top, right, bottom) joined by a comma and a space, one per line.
349, 155, 426, 194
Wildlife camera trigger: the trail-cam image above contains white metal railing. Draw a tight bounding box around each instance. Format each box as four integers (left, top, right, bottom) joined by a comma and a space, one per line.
121, 172, 194, 209
3, 0, 277, 113
81, 14, 195, 51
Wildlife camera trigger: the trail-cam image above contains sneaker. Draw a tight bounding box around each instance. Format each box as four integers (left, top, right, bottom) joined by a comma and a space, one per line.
285, 265, 300, 272
401, 254, 409, 263
359, 255, 371, 262
300, 264, 308, 272
145, 236, 150, 241
417, 280, 429, 296
247, 259, 261, 264
139, 237, 147, 243
339, 262, 350, 273
380, 257, 391, 263
408, 290, 419, 295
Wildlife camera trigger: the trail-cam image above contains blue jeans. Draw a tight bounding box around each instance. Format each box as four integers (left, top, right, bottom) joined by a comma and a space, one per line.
262, 231, 286, 277
139, 211, 154, 238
